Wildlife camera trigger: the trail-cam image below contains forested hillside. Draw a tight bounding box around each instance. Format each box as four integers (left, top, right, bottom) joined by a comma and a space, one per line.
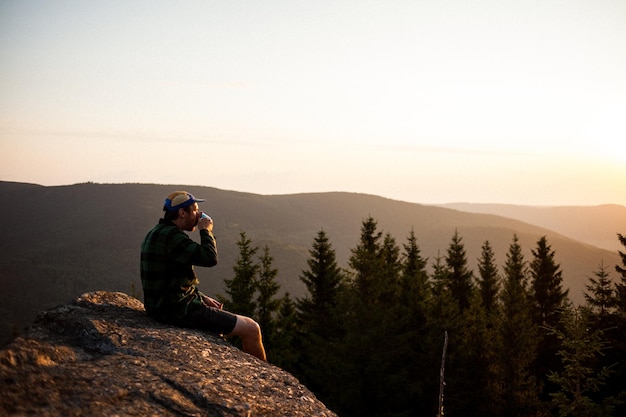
2, 181, 626, 416
268, 221, 626, 416
0, 181, 621, 345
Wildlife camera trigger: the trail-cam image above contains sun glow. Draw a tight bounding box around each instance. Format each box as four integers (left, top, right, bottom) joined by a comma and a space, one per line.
579, 102, 626, 163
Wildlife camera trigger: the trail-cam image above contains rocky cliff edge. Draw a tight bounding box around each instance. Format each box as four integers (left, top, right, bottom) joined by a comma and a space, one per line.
0, 291, 336, 417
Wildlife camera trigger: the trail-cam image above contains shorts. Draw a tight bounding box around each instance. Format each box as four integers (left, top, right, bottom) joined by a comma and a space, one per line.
174, 305, 238, 335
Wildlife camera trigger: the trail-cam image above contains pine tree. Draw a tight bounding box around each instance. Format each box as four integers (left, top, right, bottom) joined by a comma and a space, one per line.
444, 230, 474, 311
547, 306, 618, 417
400, 229, 429, 307
297, 229, 345, 339
256, 244, 281, 356
223, 231, 259, 317
477, 240, 500, 314
615, 233, 626, 315
429, 251, 461, 337
530, 236, 569, 404
398, 229, 432, 416
468, 240, 502, 416
498, 234, 540, 417
379, 232, 402, 303
530, 235, 568, 327
338, 217, 407, 417
295, 230, 346, 401
431, 251, 449, 298
349, 216, 384, 302
440, 240, 499, 417
608, 233, 626, 416
375, 231, 410, 414
455, 292, 498, 417
427, 252, 463, 416
584, 261, 616, 327
272, 293, 299, 371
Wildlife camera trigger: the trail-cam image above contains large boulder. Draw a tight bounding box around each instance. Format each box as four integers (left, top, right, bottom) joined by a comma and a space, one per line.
0, 291, 336, 417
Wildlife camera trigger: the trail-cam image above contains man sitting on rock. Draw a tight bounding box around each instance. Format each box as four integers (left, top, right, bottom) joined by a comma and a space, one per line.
140, 191, 266, 361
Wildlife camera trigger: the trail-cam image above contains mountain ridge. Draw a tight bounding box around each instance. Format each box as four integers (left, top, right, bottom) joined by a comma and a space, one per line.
0, 181, 622, 345
440, 202, 626, 252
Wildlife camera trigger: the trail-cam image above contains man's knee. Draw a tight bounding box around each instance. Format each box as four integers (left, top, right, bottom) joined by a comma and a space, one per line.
231, 315, 262, 339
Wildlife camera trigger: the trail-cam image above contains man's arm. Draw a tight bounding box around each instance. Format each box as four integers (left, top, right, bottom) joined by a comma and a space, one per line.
169, 226, 217, 267
192, 229, 218, 267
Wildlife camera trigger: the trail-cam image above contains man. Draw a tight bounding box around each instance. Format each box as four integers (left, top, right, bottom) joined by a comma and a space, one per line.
140, 191, 266, 361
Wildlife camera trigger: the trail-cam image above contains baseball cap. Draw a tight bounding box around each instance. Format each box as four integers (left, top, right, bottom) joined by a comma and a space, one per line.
164, 191, 206, 212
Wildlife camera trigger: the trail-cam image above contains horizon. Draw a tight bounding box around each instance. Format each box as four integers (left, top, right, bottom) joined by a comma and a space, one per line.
2, 1, 625, 207
3, 179, 625, 209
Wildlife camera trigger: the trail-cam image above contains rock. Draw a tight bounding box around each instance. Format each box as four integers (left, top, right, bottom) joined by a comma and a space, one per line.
0, 291, 336, 417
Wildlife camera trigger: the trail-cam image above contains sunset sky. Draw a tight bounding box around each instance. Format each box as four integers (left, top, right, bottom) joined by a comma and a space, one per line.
1, 0, 625, 206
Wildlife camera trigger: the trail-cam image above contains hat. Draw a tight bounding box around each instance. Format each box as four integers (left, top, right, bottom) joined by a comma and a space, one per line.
164, 191, 206, 212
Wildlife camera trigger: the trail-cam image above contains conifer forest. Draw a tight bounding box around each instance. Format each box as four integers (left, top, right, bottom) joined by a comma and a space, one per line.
220, 218, 626, 417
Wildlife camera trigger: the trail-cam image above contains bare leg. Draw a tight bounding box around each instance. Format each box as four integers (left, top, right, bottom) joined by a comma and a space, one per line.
229, 315, 266, 361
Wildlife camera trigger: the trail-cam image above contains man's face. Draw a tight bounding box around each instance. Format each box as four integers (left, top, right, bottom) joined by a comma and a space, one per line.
180, 203, 200, 231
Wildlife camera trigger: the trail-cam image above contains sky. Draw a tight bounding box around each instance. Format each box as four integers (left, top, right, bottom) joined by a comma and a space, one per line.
1, 0, 625, 206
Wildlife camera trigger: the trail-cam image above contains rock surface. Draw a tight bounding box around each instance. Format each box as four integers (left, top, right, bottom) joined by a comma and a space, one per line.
0, 291, 336, 417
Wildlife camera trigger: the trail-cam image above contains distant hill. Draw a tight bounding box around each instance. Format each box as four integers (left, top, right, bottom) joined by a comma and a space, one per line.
440, 203, 626, 252
0, 181, 622, 344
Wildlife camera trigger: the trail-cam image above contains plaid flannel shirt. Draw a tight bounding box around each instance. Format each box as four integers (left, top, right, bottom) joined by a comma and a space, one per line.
140, 219, 218, 322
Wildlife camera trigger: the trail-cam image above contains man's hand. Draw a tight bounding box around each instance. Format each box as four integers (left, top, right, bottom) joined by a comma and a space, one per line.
201, 294, 223, 310
198, 213, 213, 232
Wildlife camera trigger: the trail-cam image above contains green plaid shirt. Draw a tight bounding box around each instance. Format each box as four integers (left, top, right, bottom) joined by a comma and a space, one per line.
140, 219, 218, 322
